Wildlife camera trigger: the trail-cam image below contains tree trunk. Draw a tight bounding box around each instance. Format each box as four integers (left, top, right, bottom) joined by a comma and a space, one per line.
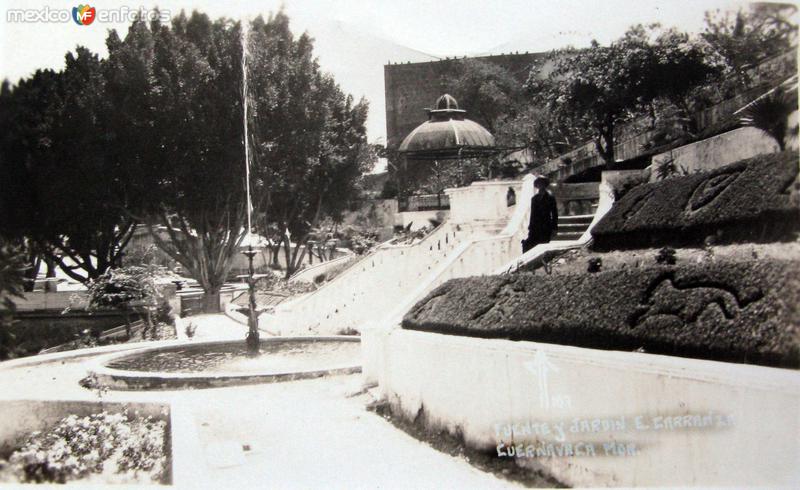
595, 120, 616, 167
145, 308, 156, 340
202, 287, 221, 313
23, 252, 41, 292
270, 243, 281, 267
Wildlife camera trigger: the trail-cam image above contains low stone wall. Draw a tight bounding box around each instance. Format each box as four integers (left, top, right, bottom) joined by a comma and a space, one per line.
10, 291, 88, 311
266, 222, 463, 335
650, 127, 781, 180
396, 210, 448, 230
360, 176, 536, 381
445, 180, 521, 225
288, 253, 356, 284
378, 329, 800, 487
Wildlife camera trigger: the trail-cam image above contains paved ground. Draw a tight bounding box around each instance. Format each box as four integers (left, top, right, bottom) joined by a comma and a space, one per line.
0, 315, 522, 489
175, 313, 250, 340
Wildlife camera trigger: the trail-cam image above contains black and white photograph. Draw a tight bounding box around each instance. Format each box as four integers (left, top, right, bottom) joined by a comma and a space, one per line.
0, 0, 798, 487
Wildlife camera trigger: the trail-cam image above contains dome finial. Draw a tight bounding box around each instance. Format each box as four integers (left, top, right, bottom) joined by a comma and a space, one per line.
435, 94, 459, 111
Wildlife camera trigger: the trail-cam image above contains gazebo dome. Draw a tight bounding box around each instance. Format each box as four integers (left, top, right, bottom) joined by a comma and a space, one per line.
398, 94, 495, 160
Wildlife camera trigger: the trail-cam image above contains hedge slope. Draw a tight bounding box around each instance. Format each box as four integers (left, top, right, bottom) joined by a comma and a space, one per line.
591, 151, 800, 250
402, 260, 800, 368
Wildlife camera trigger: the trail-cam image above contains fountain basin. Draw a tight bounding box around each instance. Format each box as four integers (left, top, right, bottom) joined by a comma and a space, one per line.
86, 337, 361, 390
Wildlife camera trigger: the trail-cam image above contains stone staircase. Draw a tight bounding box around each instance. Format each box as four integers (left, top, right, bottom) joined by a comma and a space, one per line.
554, 214, 595, 241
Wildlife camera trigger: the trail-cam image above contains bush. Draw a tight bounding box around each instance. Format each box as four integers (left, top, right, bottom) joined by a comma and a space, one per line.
655, 247, 677, 265
402, 259, 800, 368
591, 151, 800, 250
587, 257, 602, 273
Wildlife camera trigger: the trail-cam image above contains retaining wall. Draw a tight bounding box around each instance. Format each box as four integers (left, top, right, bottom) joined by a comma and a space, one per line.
650, 127, 782, 181
377, 329, 800, 487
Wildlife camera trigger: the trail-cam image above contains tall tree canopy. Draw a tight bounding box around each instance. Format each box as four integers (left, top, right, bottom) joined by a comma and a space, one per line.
246, 12, 372, 277
0, 9, 372, 305
703, 2, 798, 88
0, 47, 135, 284
526, 25, 722, 166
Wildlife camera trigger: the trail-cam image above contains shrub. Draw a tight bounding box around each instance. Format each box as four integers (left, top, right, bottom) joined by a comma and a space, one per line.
655, 247, 677, 265
591, 151, 800, 250
184, 321, 197, 338
402, 259, 800, 368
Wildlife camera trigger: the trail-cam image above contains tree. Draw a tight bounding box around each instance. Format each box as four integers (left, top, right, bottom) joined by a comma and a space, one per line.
495, 104, 582, 164
445, 59, 523, 134
0, 47, 136, 285
527, 36, 644, 166
103, 13, 249, 312
703, 3, 798, 89
246, 12, 372, 277
638, 27, 723, 136
43, 47, 136, 282
527, 25, 722, 165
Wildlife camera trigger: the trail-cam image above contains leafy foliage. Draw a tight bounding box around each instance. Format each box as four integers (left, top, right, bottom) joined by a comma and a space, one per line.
245, 12, 373, 277
702, 3, 798, 89
1, 9, 372, 296
0, 411, 167, 484
740, 86, 796, 150
84, 257, 171, 339
527, 25, 722, 166
445, 59, 523, 134
0, 49, 135, 283
0, 239, 28, 360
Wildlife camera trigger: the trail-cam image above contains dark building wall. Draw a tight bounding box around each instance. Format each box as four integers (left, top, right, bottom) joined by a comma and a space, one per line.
384, 52, 546, 149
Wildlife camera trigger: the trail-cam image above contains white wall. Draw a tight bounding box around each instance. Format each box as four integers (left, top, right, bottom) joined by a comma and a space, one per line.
11, 291, 89, 311
361, 175, 536, 382
650, 127, 781, 181
378, 329, 800, 487
263, 222, 463, 335
396, 210, 448, 231
265, 178, 530, 338
446, 180, 520, 225
288, 253, 356, 284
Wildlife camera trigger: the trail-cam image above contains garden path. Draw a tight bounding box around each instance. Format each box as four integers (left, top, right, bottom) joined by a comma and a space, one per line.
0, 339, 521, 489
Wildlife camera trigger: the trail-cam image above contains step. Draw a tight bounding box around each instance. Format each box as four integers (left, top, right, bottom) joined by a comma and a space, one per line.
557, 222, 590, 231
558, 214, 594, 223
554, 231, 585, 241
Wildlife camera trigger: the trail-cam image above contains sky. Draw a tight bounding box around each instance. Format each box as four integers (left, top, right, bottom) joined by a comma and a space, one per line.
0, 0, 760, 146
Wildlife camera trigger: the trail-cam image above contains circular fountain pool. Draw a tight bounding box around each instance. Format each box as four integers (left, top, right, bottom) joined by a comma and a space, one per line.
87, 337, 361, 390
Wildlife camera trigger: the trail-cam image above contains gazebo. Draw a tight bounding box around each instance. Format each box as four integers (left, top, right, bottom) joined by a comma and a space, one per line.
396, 94, 506, 208
398, 94, 497, 160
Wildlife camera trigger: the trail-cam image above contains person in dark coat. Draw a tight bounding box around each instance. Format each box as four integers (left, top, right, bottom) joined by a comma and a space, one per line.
522, 178, 558, 253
